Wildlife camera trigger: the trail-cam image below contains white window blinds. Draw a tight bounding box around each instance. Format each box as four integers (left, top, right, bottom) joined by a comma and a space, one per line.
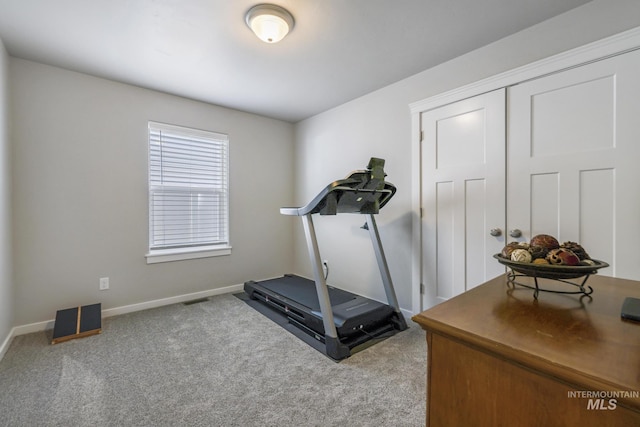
148, 122, 229, 251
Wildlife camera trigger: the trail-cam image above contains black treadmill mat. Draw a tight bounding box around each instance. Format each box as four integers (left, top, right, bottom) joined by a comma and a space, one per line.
258, 275, 355, 311
234, 292, 394, 362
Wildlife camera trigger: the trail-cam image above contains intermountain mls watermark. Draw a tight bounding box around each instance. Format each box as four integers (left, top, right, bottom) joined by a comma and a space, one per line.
568, 390, 640, 410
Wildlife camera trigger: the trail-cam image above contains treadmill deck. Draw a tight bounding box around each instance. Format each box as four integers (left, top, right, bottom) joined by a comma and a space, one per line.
258, 274, 355, 311
244, 274, 396, 340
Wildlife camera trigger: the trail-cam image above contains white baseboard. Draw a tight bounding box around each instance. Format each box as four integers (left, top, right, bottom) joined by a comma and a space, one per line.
101, 283, 244, 318
0, 326, 16, 362
400, 307, 416, 322
0, 283, 245, 361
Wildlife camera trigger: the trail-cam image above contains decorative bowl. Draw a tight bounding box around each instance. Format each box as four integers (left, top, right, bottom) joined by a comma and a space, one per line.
493, 254, 609, 280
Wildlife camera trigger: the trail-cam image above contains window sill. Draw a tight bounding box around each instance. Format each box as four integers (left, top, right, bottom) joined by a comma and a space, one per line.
146, 245, 232, 264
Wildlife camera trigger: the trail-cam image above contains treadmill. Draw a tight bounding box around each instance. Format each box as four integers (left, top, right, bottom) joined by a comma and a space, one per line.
244, 158, 408, 360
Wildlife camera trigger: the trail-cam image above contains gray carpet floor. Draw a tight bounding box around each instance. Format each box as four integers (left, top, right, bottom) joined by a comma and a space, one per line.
0, 293, 426, 427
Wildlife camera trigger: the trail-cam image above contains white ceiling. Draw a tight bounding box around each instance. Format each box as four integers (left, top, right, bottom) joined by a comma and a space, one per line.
0, 0, 591, 122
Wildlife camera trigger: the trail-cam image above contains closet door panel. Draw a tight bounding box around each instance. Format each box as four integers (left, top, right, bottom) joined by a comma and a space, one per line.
435, 181, 456, 300
421, 88, 506, 308
530, 75, 614, 156
579, 169, 614, 269
465, 179, 490, 291
508, 49, 640, 279
530, 173, 559, 238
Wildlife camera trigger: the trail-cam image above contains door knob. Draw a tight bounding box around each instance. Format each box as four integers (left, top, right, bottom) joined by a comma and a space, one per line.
489, 228, 502, 237
509, 229, 522, 238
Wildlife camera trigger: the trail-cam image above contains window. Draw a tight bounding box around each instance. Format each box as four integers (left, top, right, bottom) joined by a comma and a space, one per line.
146, 122, 230, 263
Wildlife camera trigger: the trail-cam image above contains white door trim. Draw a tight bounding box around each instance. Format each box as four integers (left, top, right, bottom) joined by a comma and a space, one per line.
409, 27, 640, 115
410, 26, 640, 314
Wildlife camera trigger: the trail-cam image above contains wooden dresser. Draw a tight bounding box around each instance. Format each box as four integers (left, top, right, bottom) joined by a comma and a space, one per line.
412, 274, 640, 427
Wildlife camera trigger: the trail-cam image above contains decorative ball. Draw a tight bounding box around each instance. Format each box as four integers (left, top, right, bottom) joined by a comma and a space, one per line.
546, 248, 580, 266
528, 245, 549, 260
530, 234, 560, 250
561, 241, 590, 260
511, 248, 532, 263
533, 258, 549, 265
581, 259, 596, 266
502, 242, 526, 258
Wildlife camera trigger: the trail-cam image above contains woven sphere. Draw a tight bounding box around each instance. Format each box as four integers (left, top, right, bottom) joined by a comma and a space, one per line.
502, 242, 528, 258
511, 248, 532, 263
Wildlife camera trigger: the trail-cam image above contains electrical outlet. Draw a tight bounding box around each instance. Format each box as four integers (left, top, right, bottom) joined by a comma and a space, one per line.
322, 260, 329, 277
99, 277, 109, 291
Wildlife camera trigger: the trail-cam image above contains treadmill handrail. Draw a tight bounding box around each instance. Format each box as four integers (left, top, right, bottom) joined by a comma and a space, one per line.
280, 180, 396, 217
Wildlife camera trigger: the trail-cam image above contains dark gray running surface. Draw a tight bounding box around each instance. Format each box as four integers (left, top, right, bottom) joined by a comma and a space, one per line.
259, 274, 355, 311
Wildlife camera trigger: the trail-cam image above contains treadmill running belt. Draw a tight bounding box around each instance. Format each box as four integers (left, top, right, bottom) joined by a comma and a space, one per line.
259, 275, 355, 311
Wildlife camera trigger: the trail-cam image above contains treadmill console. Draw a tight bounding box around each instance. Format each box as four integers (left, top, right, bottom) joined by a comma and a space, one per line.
280, 157, 396, 216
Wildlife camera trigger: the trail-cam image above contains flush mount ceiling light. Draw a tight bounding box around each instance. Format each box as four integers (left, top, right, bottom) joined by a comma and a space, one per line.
245, 4, 295, 43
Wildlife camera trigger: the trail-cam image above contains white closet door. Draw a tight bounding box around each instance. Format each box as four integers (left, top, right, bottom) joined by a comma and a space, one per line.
508, 49, 640, 279
421, 88, 506, 308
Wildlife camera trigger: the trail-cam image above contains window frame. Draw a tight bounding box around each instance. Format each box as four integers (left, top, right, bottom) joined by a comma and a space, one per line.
145, 121, 231, 264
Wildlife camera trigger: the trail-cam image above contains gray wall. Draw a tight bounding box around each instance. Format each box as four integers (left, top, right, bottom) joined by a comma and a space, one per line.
6, 0, 640, 330
0, 38, 12, 343
10, 59, 295, 326
293, 0, 640, 311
